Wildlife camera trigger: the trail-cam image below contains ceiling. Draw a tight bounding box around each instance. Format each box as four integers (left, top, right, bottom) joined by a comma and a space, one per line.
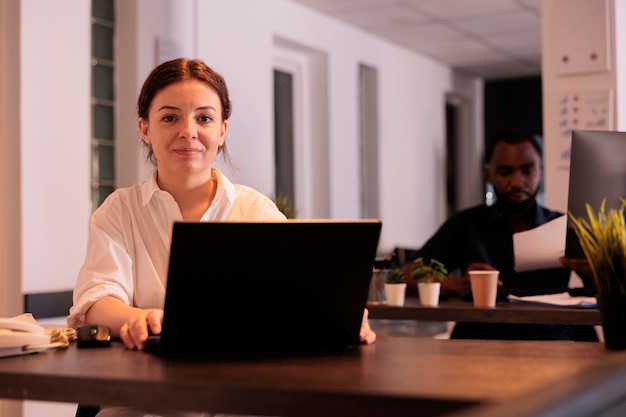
288, 0, 542, 80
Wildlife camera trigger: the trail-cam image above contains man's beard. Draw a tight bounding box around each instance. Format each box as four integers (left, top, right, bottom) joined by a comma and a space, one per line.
493, 186, 540, 213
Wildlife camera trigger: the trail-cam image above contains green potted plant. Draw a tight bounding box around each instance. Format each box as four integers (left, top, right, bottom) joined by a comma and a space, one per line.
384, 262, 407, 306
569, 198, 626, 350
271, 193, 297, 219
411, 257, 448, 283
410, 257, 448, 306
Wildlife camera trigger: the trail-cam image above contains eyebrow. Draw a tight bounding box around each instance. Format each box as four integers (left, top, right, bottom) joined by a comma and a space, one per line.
495, 162, 537, 171
156, 105, 216, 112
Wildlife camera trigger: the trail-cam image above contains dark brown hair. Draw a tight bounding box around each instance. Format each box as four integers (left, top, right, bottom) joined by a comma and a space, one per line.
137, 58, 232, 165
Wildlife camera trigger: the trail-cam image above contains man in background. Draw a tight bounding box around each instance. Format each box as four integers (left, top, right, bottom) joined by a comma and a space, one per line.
406, 128, 597, 341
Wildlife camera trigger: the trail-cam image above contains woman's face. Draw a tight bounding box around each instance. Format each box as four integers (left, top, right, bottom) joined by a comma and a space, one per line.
138, 79, 227, 180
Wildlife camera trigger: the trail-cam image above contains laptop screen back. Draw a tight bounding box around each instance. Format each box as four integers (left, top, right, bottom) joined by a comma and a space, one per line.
159, 220, 382, 358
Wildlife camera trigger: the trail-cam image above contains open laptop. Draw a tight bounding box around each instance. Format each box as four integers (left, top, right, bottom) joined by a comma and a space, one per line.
151, 219, 382, 358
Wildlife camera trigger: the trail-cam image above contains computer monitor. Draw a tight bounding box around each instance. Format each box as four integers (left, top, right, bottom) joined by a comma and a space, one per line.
565, 130, 626, 258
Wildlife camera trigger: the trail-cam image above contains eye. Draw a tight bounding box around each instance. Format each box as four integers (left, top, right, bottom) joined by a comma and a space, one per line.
162, 115, 176, 122
198, 115, 213, 123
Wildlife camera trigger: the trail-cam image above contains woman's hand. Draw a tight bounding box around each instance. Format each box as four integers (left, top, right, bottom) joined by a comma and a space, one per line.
119, 308, 164, 350
359, 308, 376, 344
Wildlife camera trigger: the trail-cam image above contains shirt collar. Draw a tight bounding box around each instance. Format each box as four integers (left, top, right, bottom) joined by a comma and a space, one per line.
141, 170, 160, 206
211, 168, 235, 209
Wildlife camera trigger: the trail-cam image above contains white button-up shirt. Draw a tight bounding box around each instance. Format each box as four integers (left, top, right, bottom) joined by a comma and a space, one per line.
67, 169, 286, 328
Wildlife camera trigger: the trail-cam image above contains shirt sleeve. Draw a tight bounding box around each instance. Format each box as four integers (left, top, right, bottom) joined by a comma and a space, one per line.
66, 202, 135, 328
415, 215, 471, 274
418, 204, 512, 277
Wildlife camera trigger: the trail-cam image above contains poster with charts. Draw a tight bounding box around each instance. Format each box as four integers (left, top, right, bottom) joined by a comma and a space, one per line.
554, 0, 611, 75
558, 90, 612, 167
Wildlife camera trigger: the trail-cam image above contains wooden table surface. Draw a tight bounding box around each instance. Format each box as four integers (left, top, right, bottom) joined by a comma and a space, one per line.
368, 296, 602, 326
0, 336, 615, 417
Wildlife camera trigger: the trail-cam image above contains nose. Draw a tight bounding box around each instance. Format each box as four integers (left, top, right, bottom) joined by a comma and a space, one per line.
179, 118, 198, 140
509, 169, 524, 188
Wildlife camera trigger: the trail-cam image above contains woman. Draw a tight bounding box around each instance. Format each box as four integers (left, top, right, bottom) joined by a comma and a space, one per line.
68, 60, 375, 416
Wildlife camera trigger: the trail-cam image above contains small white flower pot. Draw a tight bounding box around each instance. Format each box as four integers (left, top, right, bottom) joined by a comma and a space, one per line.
384, 283, 407, 306
418, 282, 441, 306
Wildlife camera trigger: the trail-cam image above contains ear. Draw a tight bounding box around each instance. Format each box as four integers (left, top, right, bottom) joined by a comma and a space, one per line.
218, 119, 228, 147
138, 118, 150, 144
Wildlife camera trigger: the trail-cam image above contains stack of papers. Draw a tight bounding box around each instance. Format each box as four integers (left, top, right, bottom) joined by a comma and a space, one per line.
507, 292, 597, 308
0, 314, 51, 358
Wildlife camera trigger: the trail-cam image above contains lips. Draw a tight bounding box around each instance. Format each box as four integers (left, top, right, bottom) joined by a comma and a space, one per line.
173, 148, 202, 156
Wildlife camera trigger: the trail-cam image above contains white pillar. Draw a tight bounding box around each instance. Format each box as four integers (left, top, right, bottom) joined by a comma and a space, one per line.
542, 0, 622, 212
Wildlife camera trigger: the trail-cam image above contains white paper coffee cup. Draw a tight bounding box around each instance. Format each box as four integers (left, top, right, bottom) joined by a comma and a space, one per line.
468, 270, 500, 308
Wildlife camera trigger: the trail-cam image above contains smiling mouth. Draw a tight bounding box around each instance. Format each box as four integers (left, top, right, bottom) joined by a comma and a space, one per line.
174, 148, 201, 155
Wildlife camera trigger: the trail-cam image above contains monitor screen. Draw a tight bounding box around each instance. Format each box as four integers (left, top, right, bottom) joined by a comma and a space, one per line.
565, 130, 626, 258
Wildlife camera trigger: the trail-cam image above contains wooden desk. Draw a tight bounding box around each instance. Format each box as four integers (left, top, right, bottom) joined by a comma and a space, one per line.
368, 296, 602, 326
0, 336, 616, 417
445, 349, 626, 417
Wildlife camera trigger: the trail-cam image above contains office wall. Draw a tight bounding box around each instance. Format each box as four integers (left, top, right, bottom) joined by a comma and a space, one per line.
19, 0, 92, 297
542, 0, 625, 212
615, 0, 626, 129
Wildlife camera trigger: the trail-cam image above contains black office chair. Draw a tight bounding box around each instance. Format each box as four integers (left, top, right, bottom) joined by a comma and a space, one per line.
75, 404, 100, 417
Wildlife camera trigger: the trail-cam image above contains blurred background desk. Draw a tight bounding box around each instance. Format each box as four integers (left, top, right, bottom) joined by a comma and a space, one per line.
368, 296, 601, 326
0, 337, 616, 417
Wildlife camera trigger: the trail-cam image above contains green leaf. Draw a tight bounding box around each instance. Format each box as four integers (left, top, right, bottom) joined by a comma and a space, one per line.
410, 257, 447, 283
568, 198, 626, 296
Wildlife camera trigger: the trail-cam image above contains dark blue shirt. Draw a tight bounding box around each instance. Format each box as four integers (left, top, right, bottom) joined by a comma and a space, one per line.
416, 202, 571, 293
